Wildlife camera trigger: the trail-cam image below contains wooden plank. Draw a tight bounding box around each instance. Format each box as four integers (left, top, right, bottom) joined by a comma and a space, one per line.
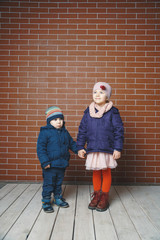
27, 207, 58, 240
0, 184, 29, 216
0, 183, 6, 189
115, 186, 160, 240
109, 187, 141, 240
50, 185, 77, 240
73, 185, 95, 240
3, 185, 42, 240
137, 186, 160, 208
0, 184, 17, 200
27, 185, 65, 240
91, 186, 118, 240
0, 184, 40, 240
94, 210, 118, 240
128, 186, 160, 231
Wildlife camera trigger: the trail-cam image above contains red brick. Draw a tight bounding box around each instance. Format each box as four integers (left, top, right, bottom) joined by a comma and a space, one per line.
17, 176, 36, 181
0, 0, 159, 184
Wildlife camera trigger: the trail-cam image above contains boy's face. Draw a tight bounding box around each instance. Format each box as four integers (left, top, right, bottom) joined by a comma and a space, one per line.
93, 89, 107, 106
50, 118, 63, 129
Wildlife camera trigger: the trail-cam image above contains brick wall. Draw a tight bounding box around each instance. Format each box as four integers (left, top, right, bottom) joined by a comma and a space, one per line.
0, 0, 159, 184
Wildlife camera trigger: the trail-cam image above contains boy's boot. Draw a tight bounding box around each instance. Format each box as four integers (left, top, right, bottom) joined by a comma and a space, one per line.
54, 195, 69, 208
88, 190, 101, 210
96, 192, 109, 212
42, 197, 54, 213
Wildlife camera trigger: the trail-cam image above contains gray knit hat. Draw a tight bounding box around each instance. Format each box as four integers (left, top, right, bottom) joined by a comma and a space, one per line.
93, 82, 112, 99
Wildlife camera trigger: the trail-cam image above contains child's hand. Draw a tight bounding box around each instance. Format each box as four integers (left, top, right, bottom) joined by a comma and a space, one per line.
78, 149, 86, 158
113, 150, 121, 160
44, 164, 50, 169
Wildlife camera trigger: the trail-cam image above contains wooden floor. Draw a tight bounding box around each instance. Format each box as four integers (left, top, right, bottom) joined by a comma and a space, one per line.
0, 184, 160, 240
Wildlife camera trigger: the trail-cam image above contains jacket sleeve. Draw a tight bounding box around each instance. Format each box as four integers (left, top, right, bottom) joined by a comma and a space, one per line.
37, 129, 50, 169
76, 112, 87, 151
67, 132, 78, 154
112, 108, 124, 152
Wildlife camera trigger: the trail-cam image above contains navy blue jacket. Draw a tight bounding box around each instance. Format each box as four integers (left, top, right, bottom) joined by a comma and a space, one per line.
77, 106, 124, 154
37, 123, 77, 169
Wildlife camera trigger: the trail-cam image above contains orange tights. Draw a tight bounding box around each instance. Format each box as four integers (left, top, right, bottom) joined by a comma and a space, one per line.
93, 168, 111, 193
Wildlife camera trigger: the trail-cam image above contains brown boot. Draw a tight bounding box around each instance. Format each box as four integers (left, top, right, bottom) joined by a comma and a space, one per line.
96, 192, 109, 212
88, 191, 101, 210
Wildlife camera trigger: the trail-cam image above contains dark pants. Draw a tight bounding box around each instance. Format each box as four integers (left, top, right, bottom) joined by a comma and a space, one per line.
42, 167, 65, 200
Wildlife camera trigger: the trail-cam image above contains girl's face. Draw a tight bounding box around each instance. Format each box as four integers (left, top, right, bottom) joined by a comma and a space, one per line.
93, 89, 107, 106
50, 118, 63, 129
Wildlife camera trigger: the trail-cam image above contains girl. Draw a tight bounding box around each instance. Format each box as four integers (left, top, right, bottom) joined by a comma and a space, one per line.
77, 82, 124, 212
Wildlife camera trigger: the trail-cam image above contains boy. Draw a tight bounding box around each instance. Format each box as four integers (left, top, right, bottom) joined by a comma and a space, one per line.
37, 106, 77, 213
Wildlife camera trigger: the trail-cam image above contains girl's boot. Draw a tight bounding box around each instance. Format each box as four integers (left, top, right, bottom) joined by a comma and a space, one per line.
96, 192, 109, 212
88, 190, 101, 210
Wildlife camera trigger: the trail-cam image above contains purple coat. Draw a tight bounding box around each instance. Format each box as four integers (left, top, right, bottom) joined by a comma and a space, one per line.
77, 106, 124, 154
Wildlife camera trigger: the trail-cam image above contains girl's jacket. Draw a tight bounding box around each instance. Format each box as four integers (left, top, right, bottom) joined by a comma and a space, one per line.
77, 106, 124, 154
37, 123, 77, 169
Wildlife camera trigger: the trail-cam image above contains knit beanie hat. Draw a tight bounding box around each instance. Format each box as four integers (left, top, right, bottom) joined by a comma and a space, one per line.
93, 82, 112, 100
45, 106, 64, 124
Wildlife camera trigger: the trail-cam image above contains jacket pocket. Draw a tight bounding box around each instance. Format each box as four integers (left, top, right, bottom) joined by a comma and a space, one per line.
98, 136, 113, 151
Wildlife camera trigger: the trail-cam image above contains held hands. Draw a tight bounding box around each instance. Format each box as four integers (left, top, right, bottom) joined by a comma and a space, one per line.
113, 150, 121, 160
44, 164, 50, 169
78, 149, 86, 158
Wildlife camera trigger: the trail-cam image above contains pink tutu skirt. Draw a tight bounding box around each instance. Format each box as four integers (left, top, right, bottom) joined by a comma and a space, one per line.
85, 152, 117, 170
